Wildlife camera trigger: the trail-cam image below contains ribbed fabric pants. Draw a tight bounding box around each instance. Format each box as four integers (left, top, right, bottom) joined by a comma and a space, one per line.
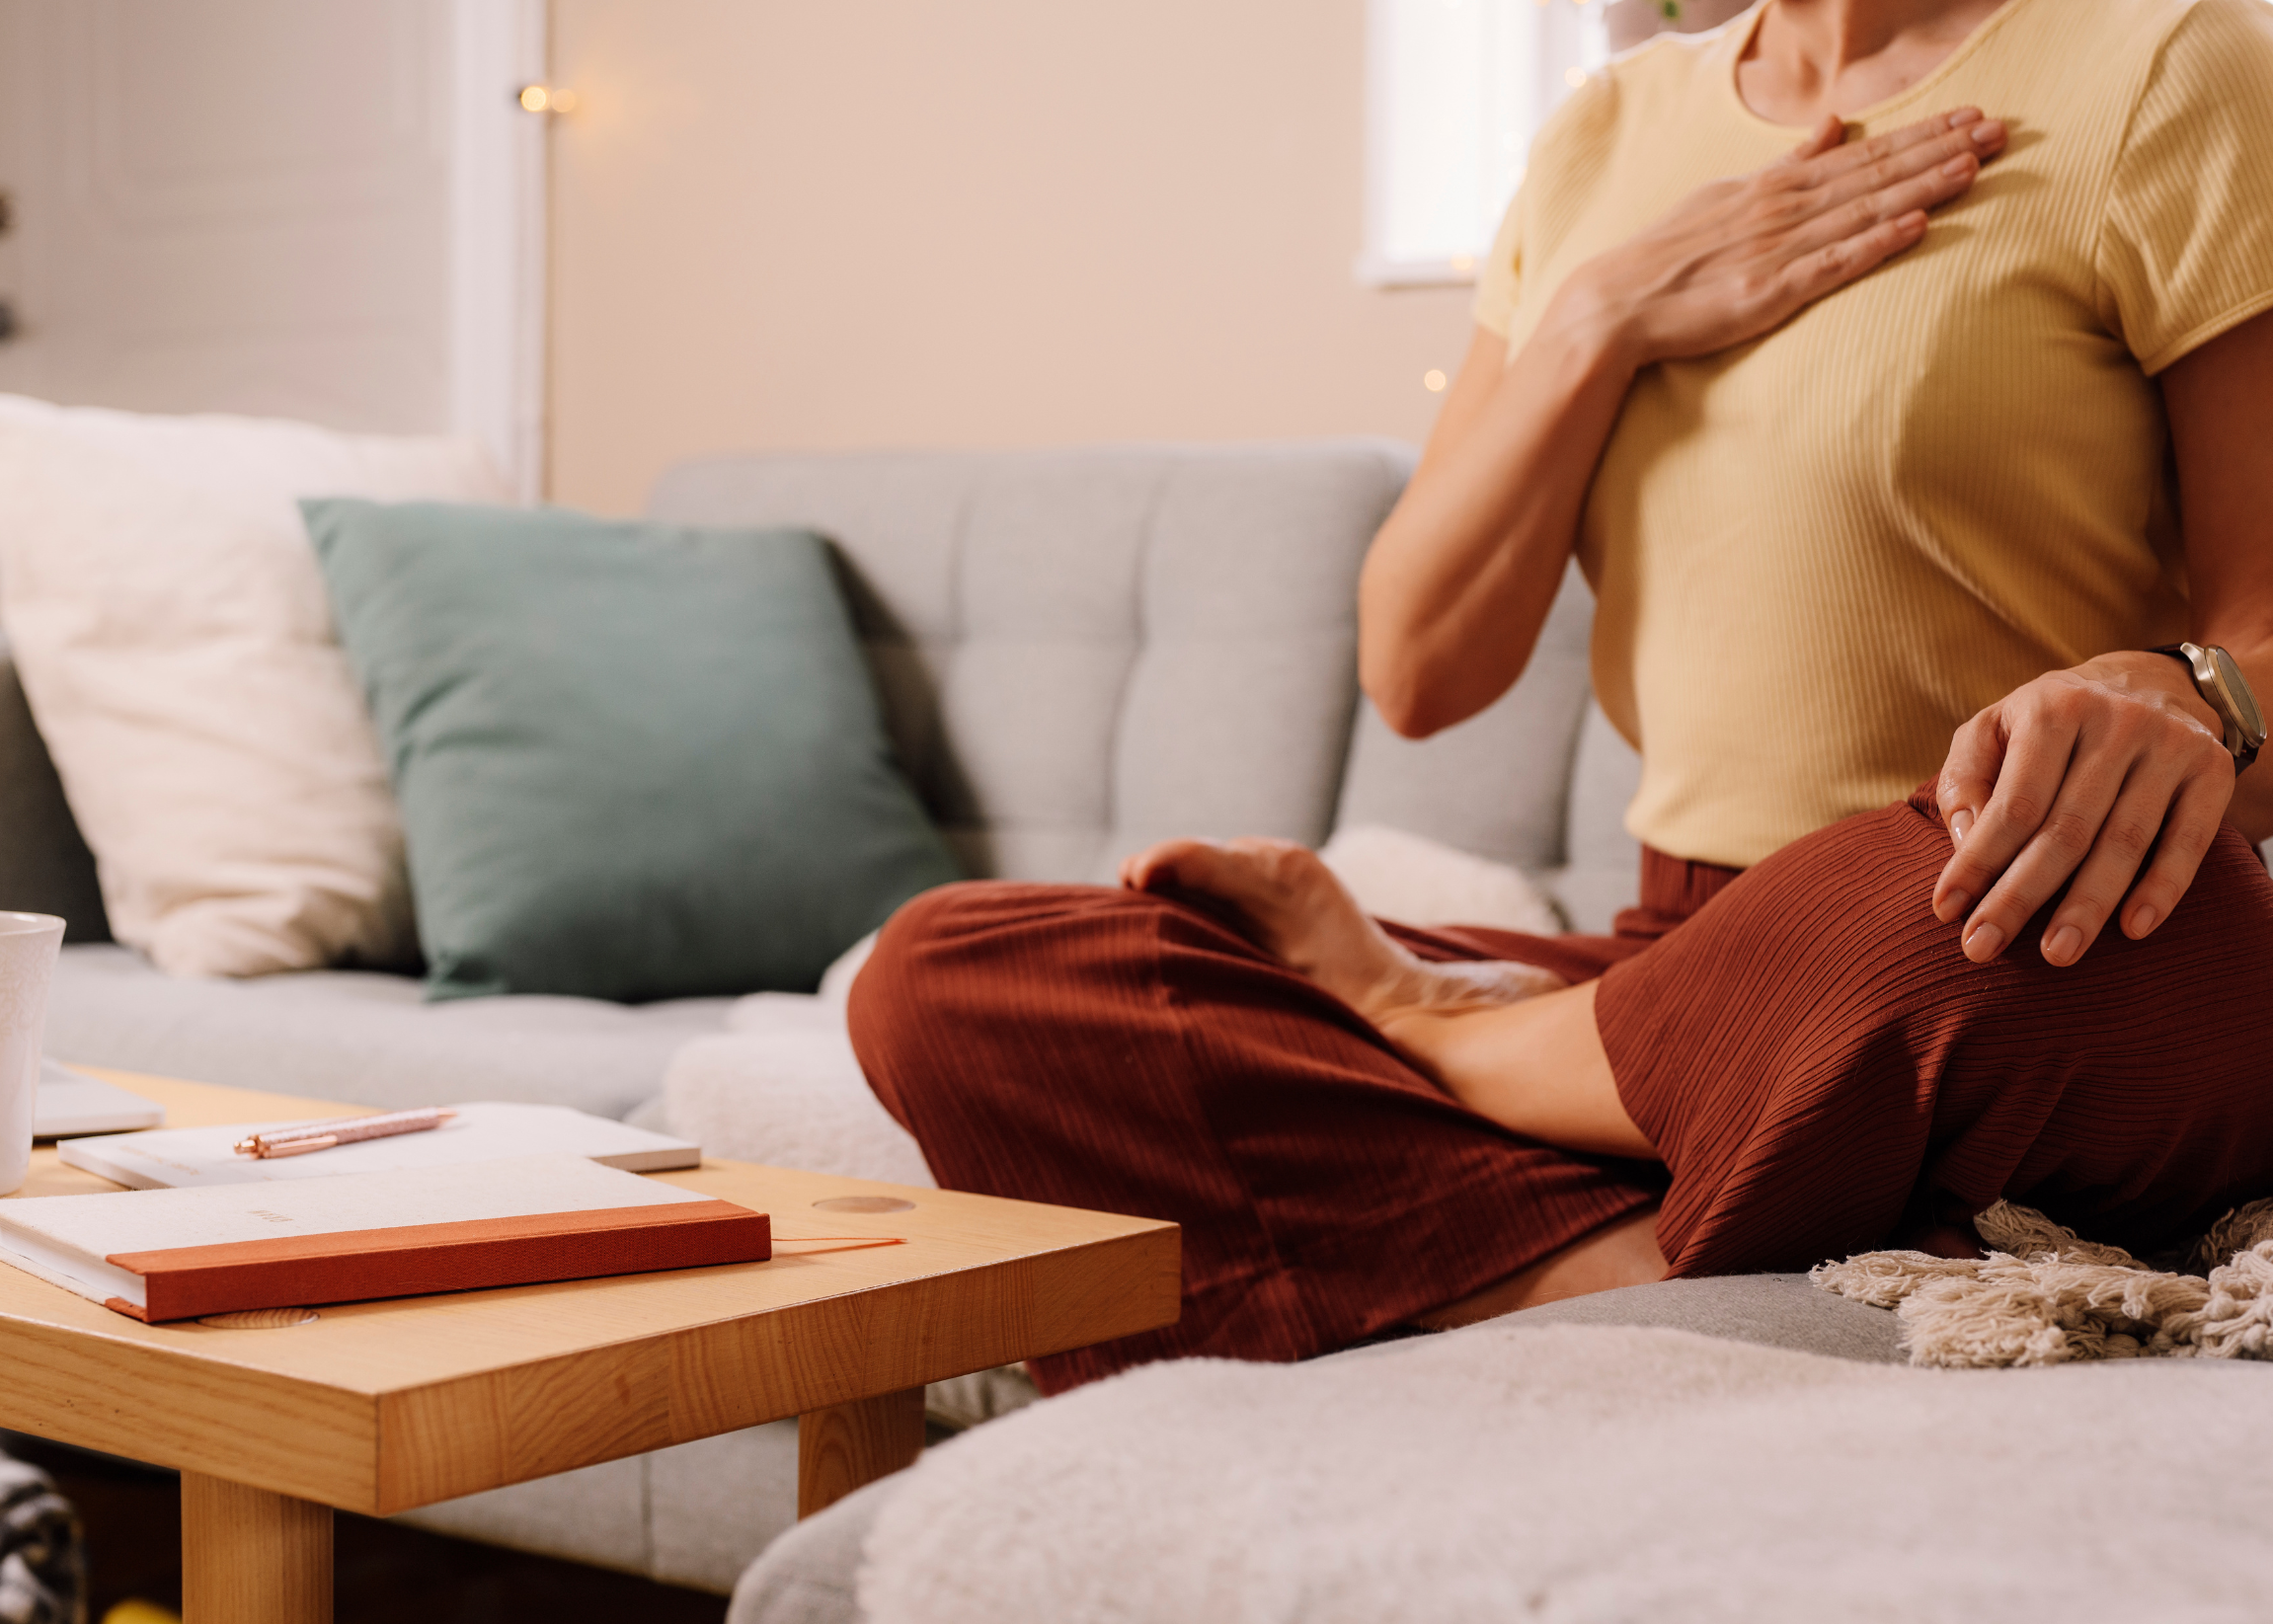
848, 788, 2273, 1393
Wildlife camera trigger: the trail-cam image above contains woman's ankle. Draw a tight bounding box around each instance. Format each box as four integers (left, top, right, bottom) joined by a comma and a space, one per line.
1354, 957, 1565, 1031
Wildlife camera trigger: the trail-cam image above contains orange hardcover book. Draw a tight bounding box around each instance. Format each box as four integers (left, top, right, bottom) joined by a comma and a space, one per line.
0, 1155, 770, 1322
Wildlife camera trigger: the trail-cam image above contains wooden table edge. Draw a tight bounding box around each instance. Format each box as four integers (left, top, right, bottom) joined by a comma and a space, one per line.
0, 1215, 1180, 1514
2, 1069, 1184, 1620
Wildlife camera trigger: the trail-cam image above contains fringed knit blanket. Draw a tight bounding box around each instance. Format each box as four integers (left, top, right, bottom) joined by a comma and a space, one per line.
1811, 1198, 2273, 1365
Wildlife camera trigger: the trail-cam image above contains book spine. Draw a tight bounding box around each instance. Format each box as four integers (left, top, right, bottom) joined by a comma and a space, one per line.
114, 1203, 771, 1322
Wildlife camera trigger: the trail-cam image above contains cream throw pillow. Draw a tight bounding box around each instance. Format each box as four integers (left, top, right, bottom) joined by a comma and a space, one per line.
0, 395, 508, 976
1316, 823, 1563, 937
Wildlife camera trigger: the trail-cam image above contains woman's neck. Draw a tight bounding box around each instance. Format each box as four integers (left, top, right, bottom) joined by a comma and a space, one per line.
1737, 0, 2012, 126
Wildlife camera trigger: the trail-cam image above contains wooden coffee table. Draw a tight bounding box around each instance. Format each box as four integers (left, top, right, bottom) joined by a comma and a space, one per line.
0, 1070, 1180, 1623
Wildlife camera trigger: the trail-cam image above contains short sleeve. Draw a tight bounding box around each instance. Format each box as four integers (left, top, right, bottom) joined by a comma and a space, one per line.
1469, 191, 1524, 339
2096, 0, 2273, 374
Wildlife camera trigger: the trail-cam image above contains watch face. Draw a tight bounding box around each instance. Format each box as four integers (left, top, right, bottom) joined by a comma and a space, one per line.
2209, 646, 2268, 744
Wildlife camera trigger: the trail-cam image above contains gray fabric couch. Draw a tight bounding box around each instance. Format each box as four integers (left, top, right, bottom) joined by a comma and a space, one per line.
0, 439, 1667, 1593
732, 1275, 1910, 1624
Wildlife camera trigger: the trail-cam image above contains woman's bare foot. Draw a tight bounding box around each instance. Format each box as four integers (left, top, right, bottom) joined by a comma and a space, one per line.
1123, 836, 1653, 1158
1119, 837, 1565, 1038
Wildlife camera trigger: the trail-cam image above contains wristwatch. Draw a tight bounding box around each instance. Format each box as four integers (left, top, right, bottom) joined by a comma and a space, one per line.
2150, 643, 2267, 773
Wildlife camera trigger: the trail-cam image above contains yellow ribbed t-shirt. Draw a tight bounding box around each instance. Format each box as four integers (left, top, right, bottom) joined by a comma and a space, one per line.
1473, 0, 2273, 868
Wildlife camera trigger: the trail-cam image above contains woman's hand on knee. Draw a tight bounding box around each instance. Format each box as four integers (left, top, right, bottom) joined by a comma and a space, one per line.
1553, 107, 2005, 370
1932, 657, 2235, 967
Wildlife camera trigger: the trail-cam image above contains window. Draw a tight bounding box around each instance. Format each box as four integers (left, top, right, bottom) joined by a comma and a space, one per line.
1361, 0, 1608, 287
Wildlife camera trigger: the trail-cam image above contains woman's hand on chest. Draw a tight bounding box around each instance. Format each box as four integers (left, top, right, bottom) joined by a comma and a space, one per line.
1361, 105, 2007, 740
1554, 109, 2005, 372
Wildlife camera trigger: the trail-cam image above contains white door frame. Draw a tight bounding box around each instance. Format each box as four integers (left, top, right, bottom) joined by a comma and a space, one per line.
450, 0, 548, 502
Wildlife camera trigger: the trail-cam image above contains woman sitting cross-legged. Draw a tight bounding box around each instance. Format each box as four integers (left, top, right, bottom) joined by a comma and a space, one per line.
848, 0, 2273, 1393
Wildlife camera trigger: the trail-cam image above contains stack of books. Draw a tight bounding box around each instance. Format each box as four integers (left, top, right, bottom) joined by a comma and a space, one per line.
0, 1093, 776, 1321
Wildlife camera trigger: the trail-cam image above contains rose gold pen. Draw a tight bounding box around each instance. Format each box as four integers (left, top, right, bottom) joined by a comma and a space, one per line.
233, 1108, 459, 1159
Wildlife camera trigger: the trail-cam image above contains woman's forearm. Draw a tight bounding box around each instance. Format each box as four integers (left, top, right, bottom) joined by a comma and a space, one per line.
1359, 110, 2001, 740
2165, 308, 2273, 843
1358, 315, 1637, 738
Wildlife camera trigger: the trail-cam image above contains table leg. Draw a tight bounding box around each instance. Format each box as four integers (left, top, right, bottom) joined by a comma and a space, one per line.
798, 1386, 925, 1518
180, 1471, 333, 1624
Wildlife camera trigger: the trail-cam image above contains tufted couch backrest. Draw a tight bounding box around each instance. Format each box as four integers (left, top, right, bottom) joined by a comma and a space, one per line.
0, 440, 1646, 942
646, 442, 1637, 905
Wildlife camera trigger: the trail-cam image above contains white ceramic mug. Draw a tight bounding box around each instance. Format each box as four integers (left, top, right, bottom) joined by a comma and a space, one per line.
0, 912, 65, 1196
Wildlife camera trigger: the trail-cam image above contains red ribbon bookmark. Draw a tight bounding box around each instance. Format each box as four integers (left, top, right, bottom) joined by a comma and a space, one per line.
767, 1235, 907, 1255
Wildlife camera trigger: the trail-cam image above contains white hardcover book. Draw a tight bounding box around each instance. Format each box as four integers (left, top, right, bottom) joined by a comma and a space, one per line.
0, 1154, 768, 1320
57, 1101, 701, 1190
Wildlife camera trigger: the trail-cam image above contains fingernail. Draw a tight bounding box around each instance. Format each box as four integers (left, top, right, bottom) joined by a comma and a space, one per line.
1942, 155, 1976, 178
1941, 889, 1971, 920
2044, 924, 2081, 966
2130, 906, 2158, 937
1950, 811, 1974, 844
1971, 121, 2001, 145
1966, 922, 2005, 960
1946, 108, 1982, 128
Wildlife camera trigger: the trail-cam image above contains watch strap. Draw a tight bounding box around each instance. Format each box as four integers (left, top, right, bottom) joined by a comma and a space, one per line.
2149, 644, 2262, 772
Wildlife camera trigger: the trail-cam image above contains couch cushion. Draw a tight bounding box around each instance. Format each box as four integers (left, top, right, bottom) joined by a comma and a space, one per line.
645, 444, 1412, 884
42, 946, 729, 1119
396, 1420, 803, 1595
1317, 823, 1562, 935
725, 1272, 1903, 1624
1382, 1273, 1902, 1364
847, 1323, 2273, 1624
1543, 700, 1646, 935
1333, 563, 1648, 936
0, 394, 505, 977
1332, 560, 1596, 877
730, 1471, 895, 1624
646, 1421, 805, 1591
661, 994, 933, 1188
305, 500, 959, 1000
397, 1451, 652, 1580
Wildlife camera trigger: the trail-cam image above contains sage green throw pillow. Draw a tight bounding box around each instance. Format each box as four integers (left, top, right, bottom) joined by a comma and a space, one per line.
303, 499, 960, 1002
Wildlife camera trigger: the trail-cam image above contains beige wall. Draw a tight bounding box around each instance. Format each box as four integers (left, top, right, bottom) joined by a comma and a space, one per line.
547, 0, 1472, 514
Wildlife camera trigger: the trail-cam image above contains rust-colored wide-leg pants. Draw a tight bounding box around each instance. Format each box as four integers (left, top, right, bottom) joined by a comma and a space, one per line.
849, 788, 2273, 1393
